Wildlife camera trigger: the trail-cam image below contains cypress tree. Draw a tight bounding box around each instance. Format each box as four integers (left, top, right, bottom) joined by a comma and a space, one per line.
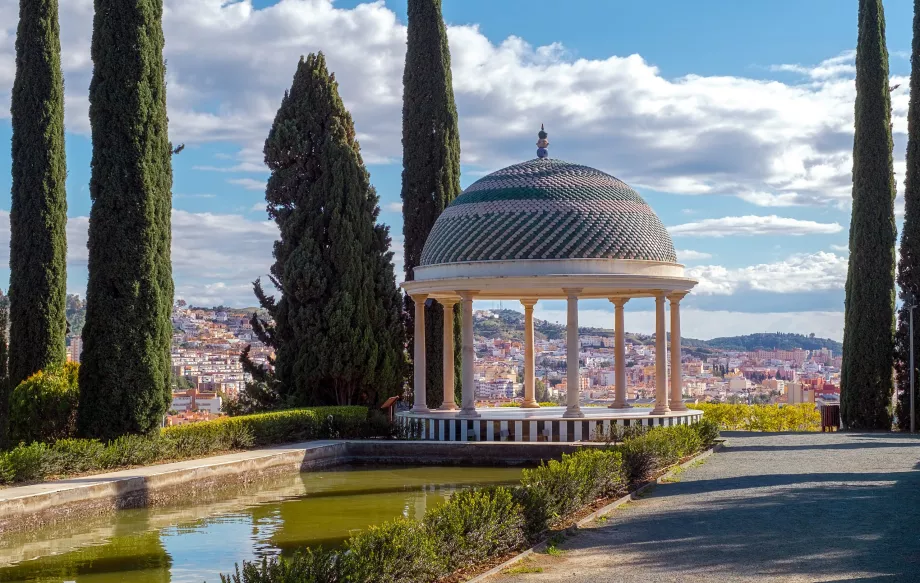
250, 53, 406, 406
9, 0, 68, 388
401, 0, 463, 407
841, 0, 897, 430
895, 0, 920, 432
77, 0, 174, 439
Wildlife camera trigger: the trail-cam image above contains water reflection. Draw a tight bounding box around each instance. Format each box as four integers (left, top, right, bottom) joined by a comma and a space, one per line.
0, 466, 521, 583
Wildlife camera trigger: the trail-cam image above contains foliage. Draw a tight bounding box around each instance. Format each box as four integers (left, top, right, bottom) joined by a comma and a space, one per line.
896, 1, 920, 432
346, 517, 443, 583
244, 53, 406, 408
221, 422, 716, 583
401, 0, 463, 408
79, 0, 174, 440
519, 448, 625, 536
220, 549, 345, 583
65, 294, 86, 337
695, 403, 821, 432
0, 406, 367, 485
9, 362, 80, 443
9, 0, 69, 388
842, 0, 897, 430
424, 486, 526, 571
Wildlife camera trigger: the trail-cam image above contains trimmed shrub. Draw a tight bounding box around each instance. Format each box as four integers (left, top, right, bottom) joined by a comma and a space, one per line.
425, 486, 526, 571
0, 406, 368, 485
694, 403, 820, 432
346, 517, 443, 583
9, 363, 80, 443
519, 448, 625, 535
694, 418, 720, 447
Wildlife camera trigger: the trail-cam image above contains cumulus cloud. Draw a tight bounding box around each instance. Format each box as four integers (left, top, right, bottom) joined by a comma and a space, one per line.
227, 178, 266, 191
686, 251, 848, 295
0, 0, 904, 208
676, 249, 712, 261
669, 215, 843, 237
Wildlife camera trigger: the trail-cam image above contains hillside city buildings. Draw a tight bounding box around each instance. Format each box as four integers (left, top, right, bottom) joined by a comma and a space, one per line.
472, 310, 841, 409
64, 306, 837, 424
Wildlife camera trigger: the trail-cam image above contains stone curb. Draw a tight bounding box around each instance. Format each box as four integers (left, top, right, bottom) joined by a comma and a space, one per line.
464, 442, 724, 582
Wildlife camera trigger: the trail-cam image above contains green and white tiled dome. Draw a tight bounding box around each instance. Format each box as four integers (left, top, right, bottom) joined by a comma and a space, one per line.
420, 158, 678, 266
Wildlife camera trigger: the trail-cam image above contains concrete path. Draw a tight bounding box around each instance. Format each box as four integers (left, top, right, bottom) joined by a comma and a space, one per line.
490, 432, 920, 583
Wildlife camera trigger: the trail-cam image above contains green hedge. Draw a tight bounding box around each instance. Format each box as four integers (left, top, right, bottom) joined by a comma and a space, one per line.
219, 420, 720, 583
694, 403, 821, 432
0, 406, 368, 485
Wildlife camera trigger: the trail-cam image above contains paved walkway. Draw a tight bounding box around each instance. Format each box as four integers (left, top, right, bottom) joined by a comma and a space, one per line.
491, 432, 920, 583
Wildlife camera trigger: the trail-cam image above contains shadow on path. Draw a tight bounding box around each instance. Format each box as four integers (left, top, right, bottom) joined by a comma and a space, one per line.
560, 433, 920, 581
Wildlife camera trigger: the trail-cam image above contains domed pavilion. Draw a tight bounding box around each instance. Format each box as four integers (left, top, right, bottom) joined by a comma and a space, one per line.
399, 128, 699, 442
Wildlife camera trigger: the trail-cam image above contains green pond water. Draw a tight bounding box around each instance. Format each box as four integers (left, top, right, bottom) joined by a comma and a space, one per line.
0, 465, 523, 583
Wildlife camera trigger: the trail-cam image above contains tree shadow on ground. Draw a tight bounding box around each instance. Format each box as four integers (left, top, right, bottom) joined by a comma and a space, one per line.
562, 437, 920, 581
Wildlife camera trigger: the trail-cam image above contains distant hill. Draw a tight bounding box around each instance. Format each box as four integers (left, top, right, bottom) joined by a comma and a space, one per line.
682, 332, 841, 354
475, 309, 840, 354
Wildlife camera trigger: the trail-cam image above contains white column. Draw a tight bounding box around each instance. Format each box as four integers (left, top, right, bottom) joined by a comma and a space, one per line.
412, 294, 429, 412
439, 298, 459, 411
609, 297, 630, 408
521, 299, 540, 408
670, 292, 688, 411
651, 292, 670, 415
459, 291, 480, 418
563, 289, 584, 418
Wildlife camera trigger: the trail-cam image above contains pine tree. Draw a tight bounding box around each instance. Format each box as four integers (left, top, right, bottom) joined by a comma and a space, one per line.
246, 53, 406, 406
842, 0, 897, 430
895, 0, 920, 432
9, 0, 68, 388
401, 0, 463, 407
77, 0, 174, 439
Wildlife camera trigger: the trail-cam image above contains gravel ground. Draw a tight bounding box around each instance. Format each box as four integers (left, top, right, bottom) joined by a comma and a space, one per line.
489, 432, 920, 583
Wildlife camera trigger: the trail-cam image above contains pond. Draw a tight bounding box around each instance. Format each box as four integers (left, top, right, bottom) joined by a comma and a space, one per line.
0, 465, 523, 583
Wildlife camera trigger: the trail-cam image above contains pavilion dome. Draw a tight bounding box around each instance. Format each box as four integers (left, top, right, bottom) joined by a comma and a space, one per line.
419, 158, 678, 266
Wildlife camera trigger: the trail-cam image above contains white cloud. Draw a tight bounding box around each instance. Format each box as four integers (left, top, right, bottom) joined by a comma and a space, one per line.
228, 178, 266, 191
669, 215, 843, 237
0, 1, 903, 208
830, 244, 849, 252
384, 201, 402, 213
676, 249, 712, 261
686, 251, 848, 295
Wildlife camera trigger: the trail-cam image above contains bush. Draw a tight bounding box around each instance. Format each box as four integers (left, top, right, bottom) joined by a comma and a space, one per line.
0, 406, 368, 485
694, 403, 820, 432
220, 549, 345, 583
519, 448, 625, 535
425, 486, 526, 571
694, 418, 720, 447
8, 363, 80, 443
346, 517, 443, 583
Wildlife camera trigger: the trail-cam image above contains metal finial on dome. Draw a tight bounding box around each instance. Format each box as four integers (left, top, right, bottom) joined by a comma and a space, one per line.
536, 124, 549, 159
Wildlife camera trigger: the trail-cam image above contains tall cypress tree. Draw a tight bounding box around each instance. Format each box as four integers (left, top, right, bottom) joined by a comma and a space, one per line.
401, 0, 462, 407
247, 53, 406, 406
841, 0, 897, 430
895, 0, 920, 432
77, 0, 174, 439
9, 0, 68, 388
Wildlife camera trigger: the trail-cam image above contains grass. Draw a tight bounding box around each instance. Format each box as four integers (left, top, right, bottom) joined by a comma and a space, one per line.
502, 564, 544, 575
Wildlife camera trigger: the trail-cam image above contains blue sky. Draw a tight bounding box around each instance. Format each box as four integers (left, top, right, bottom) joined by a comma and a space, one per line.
0, 0, 914, 340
